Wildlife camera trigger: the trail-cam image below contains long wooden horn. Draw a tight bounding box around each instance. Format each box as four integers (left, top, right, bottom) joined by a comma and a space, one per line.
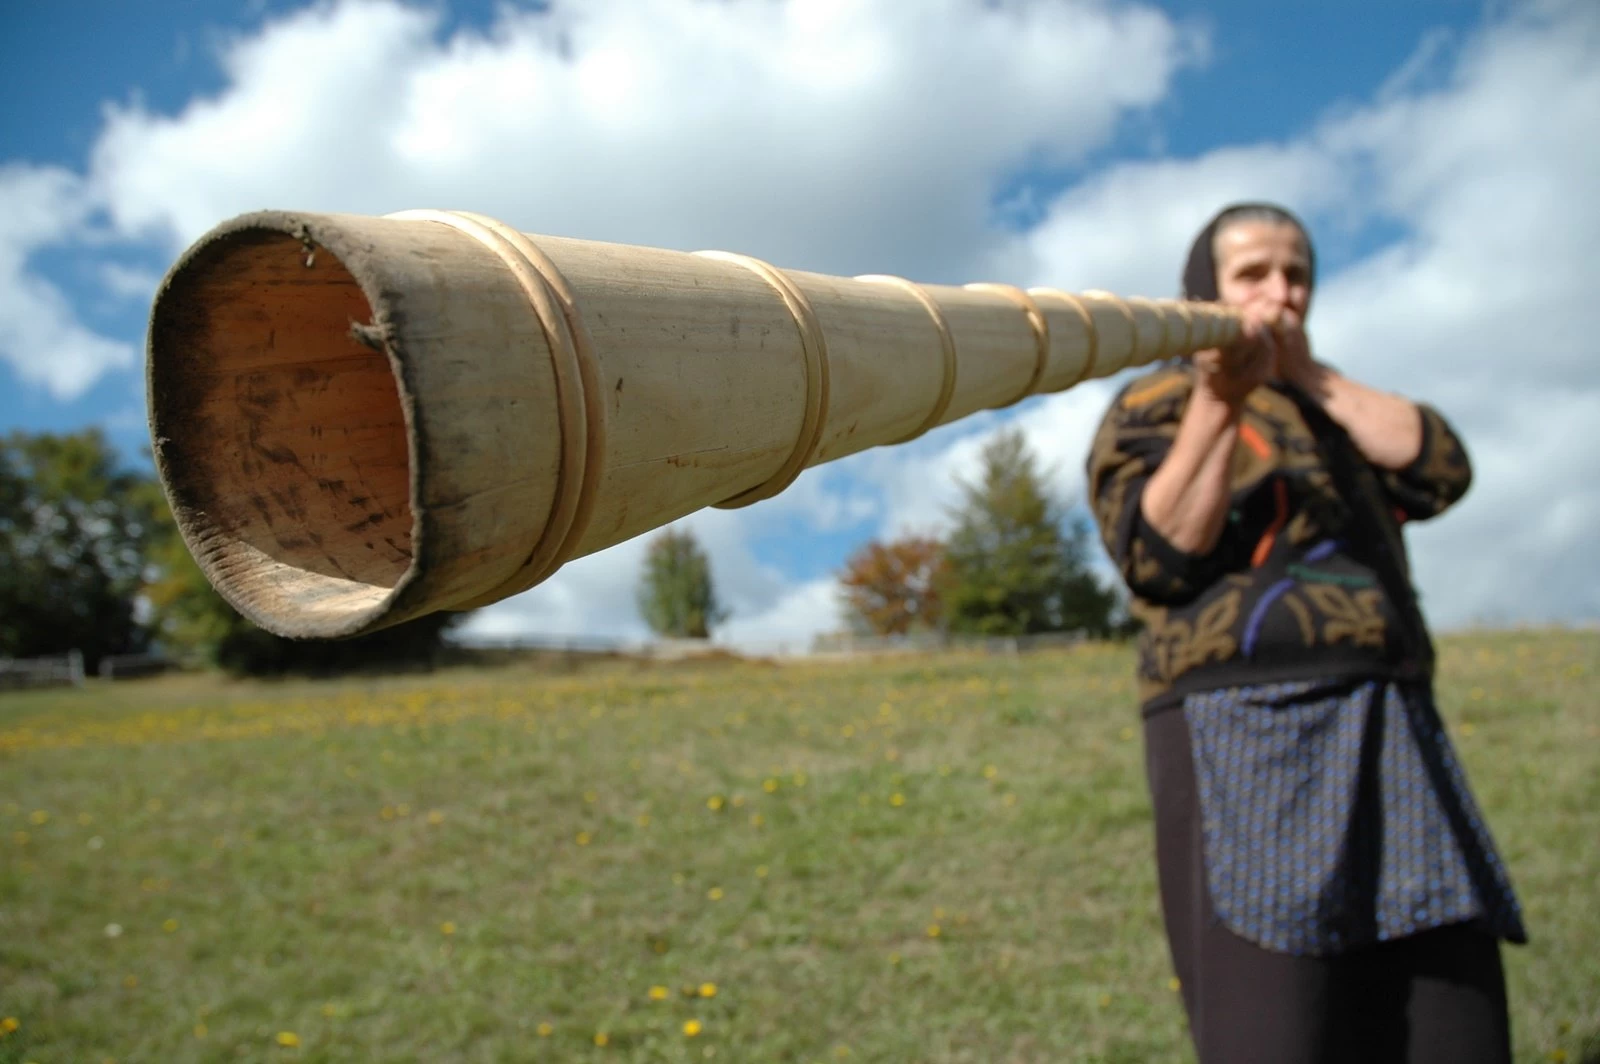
146, 209, 1240, 639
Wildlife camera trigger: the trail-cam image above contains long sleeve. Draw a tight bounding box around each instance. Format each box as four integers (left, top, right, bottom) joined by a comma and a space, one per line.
1085, 368, 1224, 605
1379, 404, 1473, 522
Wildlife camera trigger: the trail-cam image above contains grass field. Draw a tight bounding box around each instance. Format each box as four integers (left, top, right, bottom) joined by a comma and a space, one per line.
2, 630, 1596, 1063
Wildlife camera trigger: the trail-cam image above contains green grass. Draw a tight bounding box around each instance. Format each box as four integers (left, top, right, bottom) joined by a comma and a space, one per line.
1, 631, 1596, 1063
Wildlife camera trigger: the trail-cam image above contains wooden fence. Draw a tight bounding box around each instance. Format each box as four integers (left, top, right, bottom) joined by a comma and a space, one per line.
0, 650, 86, 691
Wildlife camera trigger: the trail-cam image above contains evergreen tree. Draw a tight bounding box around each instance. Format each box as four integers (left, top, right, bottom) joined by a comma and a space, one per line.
940, 427, 1118, 637
637, 527, 726, 638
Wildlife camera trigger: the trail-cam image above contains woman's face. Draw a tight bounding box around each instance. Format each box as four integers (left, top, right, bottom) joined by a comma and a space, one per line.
1213, 220, 1312, 327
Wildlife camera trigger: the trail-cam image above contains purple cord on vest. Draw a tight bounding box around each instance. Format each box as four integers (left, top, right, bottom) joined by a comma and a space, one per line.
1243, 578, 1297, 658
1305, 539, 1340, 563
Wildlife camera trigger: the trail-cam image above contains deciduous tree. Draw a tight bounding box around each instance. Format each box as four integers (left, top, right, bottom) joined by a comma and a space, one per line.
839, 534, 947, 636
0, 430, 162, 669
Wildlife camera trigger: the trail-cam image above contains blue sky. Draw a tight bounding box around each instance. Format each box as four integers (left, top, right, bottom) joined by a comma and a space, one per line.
2, 0, 1595, 645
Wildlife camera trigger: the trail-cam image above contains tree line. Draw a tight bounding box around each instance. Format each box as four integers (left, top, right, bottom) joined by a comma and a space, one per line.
637, 427, 1129, 642
3, 424, 1125, 675
0, 428, 464, 677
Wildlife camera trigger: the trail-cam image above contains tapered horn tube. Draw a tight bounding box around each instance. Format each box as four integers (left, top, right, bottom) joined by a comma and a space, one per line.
146, 209, 1241, 639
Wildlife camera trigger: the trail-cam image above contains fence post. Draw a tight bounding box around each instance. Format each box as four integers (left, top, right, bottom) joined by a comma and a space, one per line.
68, 648, 86, 686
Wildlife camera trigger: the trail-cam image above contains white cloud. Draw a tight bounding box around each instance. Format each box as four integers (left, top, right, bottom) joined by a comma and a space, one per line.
88, 0, 1198, 279
98, 263, 163, 303
0, 166, 136, 399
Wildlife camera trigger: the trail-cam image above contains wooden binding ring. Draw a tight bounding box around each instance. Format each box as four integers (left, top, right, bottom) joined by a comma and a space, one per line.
386, 209, 602, 600
1081, 290, 1140, 378
1124, 296, 1167, 369
856, 274, 958, 443
1166, 300, 1195, 360
964, 282, 1049, 408
1026, 287, 1099, 390
696, 250, 831, 509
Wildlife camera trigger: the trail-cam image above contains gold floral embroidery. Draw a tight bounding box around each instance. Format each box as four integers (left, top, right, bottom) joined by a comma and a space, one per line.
1304, 585, 1387, 649
1138, 589, 1242, 686
1178, 590, 1242, 671
1130, 538, 1164, 587
1284, 510, 1319, 546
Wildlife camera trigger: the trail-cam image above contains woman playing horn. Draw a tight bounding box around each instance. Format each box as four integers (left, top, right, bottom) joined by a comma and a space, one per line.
1085, 203, 1525, 1062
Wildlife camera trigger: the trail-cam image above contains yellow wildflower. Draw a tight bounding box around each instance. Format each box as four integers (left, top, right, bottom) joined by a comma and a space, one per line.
427, 810, 444, 825
649, 985, 670, 1001
194, 1023, 208, 1038
163, 918, 179, 932
440, 921, 456, 935
699, 982, 717, 998
537, 1022, 553, 1037
683, 1019, 703, 1037
762, 778, 779, 793
275, 1031, 300, 1047
749, 813, 765, 828
926, 923, 942, 938
982, 765, 998, 780
706, 795, 725, 811
576, 831, 592, 846
707, 886, 724, 901
28, 810, 48, 825
637, 813, 652, 827
594, 1031, 609, 1046
1168, 977, 1181, 991
1, 1017, 18, 1034
755, 865, 769, 878
889, 793, 905, 807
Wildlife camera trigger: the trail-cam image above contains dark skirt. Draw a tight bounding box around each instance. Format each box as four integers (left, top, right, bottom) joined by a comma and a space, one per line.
1144, 679, 1523, 1063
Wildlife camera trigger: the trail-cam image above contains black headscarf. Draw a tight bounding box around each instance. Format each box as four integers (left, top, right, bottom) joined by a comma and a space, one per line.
1180, 202, 1317, 305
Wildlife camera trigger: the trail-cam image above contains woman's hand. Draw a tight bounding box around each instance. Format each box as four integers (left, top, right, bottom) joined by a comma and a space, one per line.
1192, 307, 1278, 408
1271, 318, 1319, 389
